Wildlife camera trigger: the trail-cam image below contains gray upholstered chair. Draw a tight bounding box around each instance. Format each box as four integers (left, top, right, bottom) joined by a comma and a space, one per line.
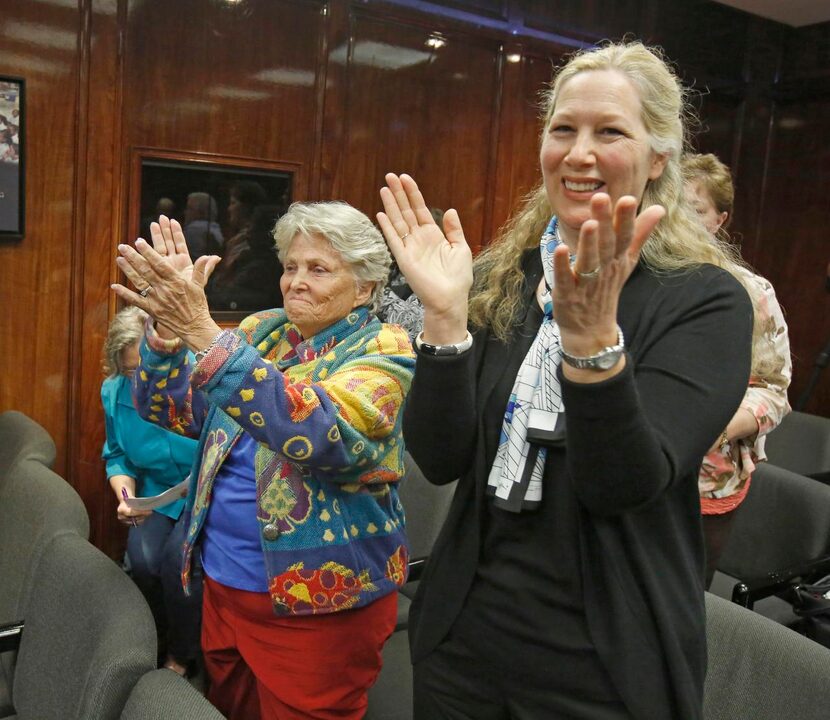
704, 592, 830, 720
710, 462, 830, 624
0, 411, 56, 484
397, 453, 456, 601
764, 410, 830, 480
365, 629, 412, 720
0, 532, 156, 720
366, 454, 455, 719
119, 669, 223, 720
0, 458, 90, 716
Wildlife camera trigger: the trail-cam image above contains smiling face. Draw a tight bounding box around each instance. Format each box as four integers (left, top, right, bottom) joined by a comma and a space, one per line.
684, 179, 728, 236
279, 233, 372, 339
540, 69, 668, 245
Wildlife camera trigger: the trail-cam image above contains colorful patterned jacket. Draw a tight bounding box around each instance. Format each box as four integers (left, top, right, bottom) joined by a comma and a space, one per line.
133, 307, 415, 616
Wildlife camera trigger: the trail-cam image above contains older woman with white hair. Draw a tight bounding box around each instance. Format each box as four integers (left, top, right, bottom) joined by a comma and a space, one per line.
112, 201, 415, 720
378, 41, 752, 719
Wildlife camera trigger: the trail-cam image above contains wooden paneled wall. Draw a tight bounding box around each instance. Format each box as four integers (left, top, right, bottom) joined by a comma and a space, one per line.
0, 0, 828, 557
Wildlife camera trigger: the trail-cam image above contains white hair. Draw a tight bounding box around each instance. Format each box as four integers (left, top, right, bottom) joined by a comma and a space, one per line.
272, 201, 391, 313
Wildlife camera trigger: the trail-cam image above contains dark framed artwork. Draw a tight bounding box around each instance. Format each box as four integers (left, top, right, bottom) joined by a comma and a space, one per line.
0, 76, 25, 239
130, 149, 300, 319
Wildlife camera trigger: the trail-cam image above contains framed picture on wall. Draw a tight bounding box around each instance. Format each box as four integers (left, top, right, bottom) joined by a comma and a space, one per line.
0, 76, 24, 239
130, 149, 301, 320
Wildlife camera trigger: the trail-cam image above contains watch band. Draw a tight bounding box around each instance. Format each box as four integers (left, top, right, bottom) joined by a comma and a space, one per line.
415, 330, 473, 356
561, 326, 625, 371
194, 332, 223, 363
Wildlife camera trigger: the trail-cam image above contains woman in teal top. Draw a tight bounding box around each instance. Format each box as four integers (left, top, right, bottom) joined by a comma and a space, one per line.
101, 306, 201, 676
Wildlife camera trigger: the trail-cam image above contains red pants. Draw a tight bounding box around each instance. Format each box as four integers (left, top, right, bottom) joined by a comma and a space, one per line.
202, 576, 397, 720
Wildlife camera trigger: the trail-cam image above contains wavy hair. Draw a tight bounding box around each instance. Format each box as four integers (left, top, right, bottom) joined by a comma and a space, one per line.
469, 41, 746, 340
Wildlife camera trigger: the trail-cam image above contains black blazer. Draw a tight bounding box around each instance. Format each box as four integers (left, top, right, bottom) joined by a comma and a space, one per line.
403, 252, 753, 720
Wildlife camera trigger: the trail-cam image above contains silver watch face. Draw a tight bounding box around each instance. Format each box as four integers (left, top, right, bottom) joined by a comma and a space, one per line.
594, 350, 622, 370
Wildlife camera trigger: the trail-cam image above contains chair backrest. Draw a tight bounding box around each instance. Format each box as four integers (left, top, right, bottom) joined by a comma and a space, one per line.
764, 410, 830, 478
120, 669, 224, 720
717, 462, 830, 580
397, 452, 456, 562
704, 593, 830, 720
0, 410, 56, 483
0, 458, 90, 622
12, 533, 156, 720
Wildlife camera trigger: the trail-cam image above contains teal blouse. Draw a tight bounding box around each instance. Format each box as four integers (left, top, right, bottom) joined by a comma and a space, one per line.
101, 374, 198, 519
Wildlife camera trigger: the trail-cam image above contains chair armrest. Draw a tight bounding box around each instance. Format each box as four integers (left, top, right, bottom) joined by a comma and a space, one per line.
0, 621, 23, 653
730, 554, 830, 609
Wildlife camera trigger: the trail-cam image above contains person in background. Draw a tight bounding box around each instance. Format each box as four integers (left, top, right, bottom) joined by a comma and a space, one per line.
183, 191, 224, 261
207, 203, 285, 311
213, 179, 269, 279
682, 152, 792, 586
377, 41, 753, 719
101, 306, 202, 676
112, 203, 414, 720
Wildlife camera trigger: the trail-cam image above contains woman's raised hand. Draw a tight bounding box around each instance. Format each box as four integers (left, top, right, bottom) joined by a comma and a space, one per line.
150, 215, 195, 279
111, 219, 223, 349
553, 193, 665, 360
378, 174, 473, 342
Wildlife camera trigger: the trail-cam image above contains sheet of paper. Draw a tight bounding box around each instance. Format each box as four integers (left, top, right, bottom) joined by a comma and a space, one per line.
123, 478, 189, 511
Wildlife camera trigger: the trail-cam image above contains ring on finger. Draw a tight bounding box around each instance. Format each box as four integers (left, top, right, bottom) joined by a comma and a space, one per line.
576, 266, 601, 280
139, 285, 153, 297
400, 232, 411, 242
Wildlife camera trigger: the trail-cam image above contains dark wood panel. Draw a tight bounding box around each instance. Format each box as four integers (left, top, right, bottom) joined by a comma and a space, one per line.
490, 48, 554, 245
522, 0, 652, 43
323, 10, 502, 253
123, 0, 324, 186
780, 20, 830, 83
71, 0, 129, 559
654, 0, 751, 85
690, 92, 742, 179
749, 97, 830, 416
0, 0, 82, 478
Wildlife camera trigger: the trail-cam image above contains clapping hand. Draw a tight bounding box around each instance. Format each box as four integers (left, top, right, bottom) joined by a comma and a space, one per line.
111, 215, 222, 349
553, 193, 664, 363
377, 174, 473, 343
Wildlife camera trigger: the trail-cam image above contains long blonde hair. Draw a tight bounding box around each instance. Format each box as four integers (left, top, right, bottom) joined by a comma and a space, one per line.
469, 41, 746, 341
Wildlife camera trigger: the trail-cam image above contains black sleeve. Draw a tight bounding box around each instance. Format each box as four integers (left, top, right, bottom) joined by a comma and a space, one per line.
402, 348, 477, 485
561, 268, 753, 516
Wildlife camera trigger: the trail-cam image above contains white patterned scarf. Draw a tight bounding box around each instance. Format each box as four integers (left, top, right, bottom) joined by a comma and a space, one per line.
486, 217, 567, 512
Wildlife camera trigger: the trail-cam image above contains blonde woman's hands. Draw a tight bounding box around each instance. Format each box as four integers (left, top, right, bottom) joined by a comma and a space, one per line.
112, 217, 223, 351
553, 193, 664, 377
377, 174, 473, 344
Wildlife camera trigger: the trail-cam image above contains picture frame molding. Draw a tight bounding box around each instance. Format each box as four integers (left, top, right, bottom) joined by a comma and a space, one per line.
0, 74, 25, 240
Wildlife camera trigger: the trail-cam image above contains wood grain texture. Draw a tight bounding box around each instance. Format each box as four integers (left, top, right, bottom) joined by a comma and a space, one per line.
321, 8, 501, 253
0, 0, 82, 479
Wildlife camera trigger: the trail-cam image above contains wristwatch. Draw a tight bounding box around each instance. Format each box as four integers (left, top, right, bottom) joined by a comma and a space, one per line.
561, 327, 625, 371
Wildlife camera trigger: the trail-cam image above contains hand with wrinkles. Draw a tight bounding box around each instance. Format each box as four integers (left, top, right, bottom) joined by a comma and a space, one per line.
111, 215, 223, 351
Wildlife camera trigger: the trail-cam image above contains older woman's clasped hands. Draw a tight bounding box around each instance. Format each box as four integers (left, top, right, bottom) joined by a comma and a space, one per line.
112, 215, 222, 349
